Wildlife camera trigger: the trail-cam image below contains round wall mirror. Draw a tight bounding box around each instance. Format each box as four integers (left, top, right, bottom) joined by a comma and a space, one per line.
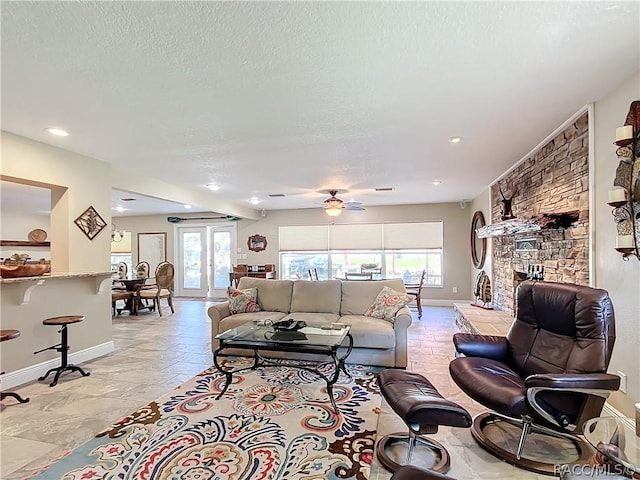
470, 210, 487, 269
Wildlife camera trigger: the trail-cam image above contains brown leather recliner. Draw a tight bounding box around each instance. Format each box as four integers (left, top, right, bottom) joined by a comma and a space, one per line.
449, 280, 620, 475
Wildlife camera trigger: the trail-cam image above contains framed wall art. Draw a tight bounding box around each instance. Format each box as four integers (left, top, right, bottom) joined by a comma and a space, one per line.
138, 232, 167, 273
247, 234, 267, 252
74, 206, 107, 240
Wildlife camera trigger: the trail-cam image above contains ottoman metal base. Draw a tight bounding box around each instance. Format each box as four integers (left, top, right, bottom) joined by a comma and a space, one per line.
376, 432, 451, 474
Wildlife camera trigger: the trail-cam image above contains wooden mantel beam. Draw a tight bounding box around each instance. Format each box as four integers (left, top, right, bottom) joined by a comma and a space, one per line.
477, 210, 580, 239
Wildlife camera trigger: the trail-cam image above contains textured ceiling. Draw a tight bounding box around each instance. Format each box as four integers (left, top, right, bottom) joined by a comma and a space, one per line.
2, 2, 639, 215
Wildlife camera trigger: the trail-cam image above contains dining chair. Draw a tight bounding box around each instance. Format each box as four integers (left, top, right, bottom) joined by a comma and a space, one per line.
111, 290, 134, 316
345, 272, 373, 280
405, 269, 426, 318
135, 261, 150, 278
136, 262, 175, 316
308, 268, 319, 280
117, 261, 128, 279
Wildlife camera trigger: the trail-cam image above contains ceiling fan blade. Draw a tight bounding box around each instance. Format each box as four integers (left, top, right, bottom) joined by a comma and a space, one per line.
344, 205, 365, 211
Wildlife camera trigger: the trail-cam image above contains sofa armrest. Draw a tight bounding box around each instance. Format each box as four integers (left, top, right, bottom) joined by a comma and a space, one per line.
392, 306, 413, 368
525, 373, 621, 391
208, 302, 231, 348
453, 333, 508, 361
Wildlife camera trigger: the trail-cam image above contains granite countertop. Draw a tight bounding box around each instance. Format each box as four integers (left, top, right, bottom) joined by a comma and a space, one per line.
0, 271, 113, 284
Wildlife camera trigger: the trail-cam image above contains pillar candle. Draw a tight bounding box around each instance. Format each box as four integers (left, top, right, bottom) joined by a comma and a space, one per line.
608, 188, 628, 203
616, 234, 634, 249
615, 125, 633, 142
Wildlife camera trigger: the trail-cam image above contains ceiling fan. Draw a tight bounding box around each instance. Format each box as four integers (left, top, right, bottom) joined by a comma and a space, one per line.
322, 190, 365, 217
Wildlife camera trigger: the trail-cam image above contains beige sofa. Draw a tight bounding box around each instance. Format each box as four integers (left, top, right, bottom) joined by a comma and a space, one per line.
208, 277, 413, 368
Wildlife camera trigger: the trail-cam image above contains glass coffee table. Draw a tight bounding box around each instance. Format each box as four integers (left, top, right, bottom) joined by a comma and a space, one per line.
583, 416, 639, 476
214, 320, 353, 412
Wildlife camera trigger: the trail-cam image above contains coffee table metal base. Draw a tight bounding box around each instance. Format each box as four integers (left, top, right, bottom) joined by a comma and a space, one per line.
213, 333, 353, 413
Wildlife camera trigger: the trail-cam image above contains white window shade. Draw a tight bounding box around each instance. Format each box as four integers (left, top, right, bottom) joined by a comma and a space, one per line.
383, 222, 443, 249
329, 224, 384, 250
279, 225, 328, 251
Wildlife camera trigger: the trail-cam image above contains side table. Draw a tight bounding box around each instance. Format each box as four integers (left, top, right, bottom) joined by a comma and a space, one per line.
583, 417, 639, 477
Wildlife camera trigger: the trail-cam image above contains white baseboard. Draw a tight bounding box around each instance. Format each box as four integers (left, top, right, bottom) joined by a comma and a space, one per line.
1, 341, 114, 389
602, 402, 636, 430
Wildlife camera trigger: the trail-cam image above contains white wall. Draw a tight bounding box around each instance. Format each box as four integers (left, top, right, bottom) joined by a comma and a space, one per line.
593, 71, 640, 416
237, 203, 472, 302
469, 188, 492, 296
115, 203, 473, 302
1, 132, 114, 381
0, 211, 51, 260
1, 132, 112, 273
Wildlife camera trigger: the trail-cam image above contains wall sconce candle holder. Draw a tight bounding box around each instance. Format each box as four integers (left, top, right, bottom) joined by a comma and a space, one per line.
610, 101, 640, 261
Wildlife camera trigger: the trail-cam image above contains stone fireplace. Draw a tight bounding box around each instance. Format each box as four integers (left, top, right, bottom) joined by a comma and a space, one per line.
491, 112, 590, 315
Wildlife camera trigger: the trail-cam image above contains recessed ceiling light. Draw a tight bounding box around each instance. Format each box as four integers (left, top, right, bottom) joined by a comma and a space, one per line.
45, 127, 69, 137
249, 197, 261, 205
114, 206, 126, 213
448, 136, 462, 144
183, 204, 192, 209
206, 183, 221, 191
433, 180, 441, 186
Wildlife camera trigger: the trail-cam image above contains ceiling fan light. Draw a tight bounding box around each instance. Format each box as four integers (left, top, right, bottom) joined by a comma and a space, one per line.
325, 199, 342, 208
325, 207, 342, 217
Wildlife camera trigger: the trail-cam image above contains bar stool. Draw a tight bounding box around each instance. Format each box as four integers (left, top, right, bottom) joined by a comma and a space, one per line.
34, 315, 90, 387
0, 329, 30, 404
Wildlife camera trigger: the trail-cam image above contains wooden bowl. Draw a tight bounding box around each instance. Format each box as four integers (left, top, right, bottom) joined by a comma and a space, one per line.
0, 264, 50, 278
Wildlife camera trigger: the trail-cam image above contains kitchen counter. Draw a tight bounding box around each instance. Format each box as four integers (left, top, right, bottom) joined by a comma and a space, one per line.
1, 271, 114, 389
1, 271, 113, 283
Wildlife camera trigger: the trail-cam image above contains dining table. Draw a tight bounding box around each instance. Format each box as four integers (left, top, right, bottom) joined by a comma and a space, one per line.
113, 275, 154, 313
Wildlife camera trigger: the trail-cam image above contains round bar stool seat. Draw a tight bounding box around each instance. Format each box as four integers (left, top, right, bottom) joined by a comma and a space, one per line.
376, 370, 471, 474
43, 315, 85, 326
0, 329, 21, 342
35, 315, 90, 387
1, 329, 30, 404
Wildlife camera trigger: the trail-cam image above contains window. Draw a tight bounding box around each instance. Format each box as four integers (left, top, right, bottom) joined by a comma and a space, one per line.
278, 222, 443, 286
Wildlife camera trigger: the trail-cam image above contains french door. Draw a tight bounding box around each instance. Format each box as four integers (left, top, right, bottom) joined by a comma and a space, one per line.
175, 224, 236, 298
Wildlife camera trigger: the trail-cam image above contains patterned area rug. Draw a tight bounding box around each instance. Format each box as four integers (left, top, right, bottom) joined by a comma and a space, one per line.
27, 360, 381, 480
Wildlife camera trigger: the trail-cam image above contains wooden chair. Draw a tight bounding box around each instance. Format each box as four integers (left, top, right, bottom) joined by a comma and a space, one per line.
136, 262, 175, 316
308, 268, 319, 280
405, 269, 426, 319
345, 272, 373, 280
112, 290, 134, 316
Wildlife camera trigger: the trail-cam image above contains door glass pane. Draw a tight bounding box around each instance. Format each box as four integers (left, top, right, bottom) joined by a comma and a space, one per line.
213, 231, 231, 289
183, 232, 202, 289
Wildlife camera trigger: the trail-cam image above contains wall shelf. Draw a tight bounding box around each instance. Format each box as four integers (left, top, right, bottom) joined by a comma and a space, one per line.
1, 240, 50, 247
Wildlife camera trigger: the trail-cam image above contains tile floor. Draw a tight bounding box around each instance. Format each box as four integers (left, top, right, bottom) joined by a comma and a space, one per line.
1, 301, 552, 479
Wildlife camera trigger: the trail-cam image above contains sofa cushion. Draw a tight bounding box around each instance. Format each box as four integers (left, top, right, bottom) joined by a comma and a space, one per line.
340, 278, 407, 315
227, 287, 261, 314
365, 286, 413, 322
290, 280, 342, 314
339, 315, 396, 349
237, 278, 293, 313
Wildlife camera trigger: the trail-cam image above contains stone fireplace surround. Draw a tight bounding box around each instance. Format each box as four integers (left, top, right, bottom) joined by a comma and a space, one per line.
491, 112, 590, 315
